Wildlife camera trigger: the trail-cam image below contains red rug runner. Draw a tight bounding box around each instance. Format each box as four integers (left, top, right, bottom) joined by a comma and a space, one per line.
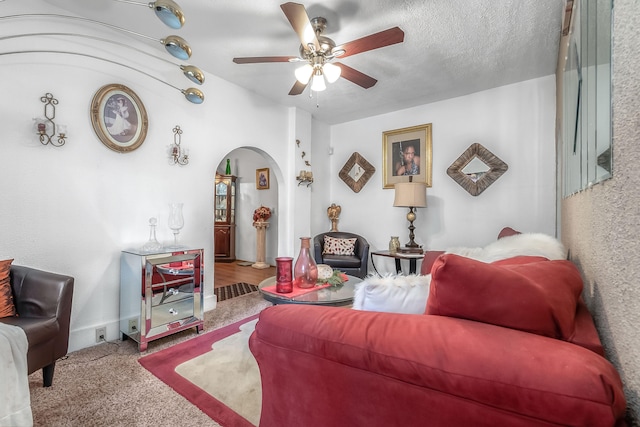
138, 315, 260, 427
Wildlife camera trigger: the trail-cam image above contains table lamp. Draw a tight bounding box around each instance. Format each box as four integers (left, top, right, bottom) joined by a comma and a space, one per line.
393, 177, 427, 253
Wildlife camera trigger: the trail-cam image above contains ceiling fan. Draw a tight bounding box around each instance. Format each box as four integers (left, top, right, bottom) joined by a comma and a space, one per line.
232, 2, 404, 95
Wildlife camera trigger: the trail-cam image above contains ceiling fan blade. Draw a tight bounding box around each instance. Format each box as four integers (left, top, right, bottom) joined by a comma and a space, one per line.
335, 27, 404, 59
280, 2, 320, 52
288, 80, 308, 96
335, 63, 377, 89
233, 56, 298, 64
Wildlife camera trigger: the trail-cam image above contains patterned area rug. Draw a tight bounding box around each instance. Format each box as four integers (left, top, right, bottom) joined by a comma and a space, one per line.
215, 283, 259, 302
139, 315, 261, 427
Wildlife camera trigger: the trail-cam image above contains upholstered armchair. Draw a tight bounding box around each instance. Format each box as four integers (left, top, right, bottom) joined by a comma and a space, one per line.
313, 232, 369, 278
1, 265, 74, 387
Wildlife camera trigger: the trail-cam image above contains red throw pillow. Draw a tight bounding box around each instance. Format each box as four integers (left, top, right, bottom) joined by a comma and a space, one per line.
0, 259, 16, 318
497, 226, 521, 239
426, 254, 583, 340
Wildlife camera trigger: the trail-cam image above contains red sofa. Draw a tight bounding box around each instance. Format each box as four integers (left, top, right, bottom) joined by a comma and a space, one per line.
249, 254, 626, 426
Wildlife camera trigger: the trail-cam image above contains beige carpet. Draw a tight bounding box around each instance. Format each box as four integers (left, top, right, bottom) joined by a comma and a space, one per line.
27, 293, 272, 426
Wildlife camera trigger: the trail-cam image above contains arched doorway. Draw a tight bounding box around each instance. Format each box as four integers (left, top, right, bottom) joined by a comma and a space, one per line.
214, 147, 279, 290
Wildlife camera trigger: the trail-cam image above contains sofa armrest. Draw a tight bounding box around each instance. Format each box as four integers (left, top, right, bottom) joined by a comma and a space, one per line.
313, 237, 324, 263
420, 250, 445, 275
251, 305, 626, 427
10, 266, 74, 322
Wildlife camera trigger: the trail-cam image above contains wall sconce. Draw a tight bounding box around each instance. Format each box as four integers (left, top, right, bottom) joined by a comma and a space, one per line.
170, 125, 188, 165
33, 93, 67, 147
296, 170, 313, 187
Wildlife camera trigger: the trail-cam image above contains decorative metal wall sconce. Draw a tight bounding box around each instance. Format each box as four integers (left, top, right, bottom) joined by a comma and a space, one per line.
296, 170, 313, 186
34, 93, 67, 147
170, 125, 188, 165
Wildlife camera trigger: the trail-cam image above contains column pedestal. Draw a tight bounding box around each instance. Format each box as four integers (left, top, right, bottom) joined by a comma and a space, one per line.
252, 221, 270, 269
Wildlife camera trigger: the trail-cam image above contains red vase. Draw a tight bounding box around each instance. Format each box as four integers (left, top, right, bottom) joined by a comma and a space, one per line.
275, 257, 293, 293
294, 237, 318, 289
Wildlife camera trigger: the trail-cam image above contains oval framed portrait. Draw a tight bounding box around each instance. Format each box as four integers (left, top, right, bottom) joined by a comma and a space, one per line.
91, 84, 148, 153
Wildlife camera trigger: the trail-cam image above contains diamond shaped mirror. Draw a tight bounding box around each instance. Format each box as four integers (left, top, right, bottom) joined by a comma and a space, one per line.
339, 152, 375, 193
447, 143, 508, 196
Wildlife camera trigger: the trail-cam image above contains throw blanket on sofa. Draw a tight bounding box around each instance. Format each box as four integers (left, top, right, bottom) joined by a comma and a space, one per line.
0, 323, 33, 427
354, 233, 567, 315
445, 233, 567, 263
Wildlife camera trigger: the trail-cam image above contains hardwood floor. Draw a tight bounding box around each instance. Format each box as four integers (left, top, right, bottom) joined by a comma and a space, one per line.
214, 260, 276, 288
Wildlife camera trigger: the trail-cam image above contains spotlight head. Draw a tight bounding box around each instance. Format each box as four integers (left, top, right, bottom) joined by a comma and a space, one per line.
180, 65, 205, 85
151, 0, 185, 29
163, 35, 191, 60
182, 88, 204, 104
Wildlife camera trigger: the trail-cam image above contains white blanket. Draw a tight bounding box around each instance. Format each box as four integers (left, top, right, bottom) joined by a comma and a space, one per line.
0, 323, 33, 427
445, 233, 567, 263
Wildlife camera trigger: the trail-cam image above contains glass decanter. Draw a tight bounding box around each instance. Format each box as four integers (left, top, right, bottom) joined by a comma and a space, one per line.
142, 217, 163, 253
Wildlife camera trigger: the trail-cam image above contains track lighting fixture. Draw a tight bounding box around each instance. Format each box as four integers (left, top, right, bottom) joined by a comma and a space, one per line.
111, 0, 185, 29
0, 50, 204, 104
1, 14, 193, 60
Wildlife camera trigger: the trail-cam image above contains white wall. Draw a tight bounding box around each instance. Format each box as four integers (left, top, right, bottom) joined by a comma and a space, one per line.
0, 15, 297, 351
319, 76, 557, 274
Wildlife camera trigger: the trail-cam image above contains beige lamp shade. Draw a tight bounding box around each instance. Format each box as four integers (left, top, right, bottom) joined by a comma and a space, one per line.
394, 182, 427, 208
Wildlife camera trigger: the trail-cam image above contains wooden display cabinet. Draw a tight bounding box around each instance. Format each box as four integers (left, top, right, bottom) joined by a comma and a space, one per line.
214, 174, 236, 262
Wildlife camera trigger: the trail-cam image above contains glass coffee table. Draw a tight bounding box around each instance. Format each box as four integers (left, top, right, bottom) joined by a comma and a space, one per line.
258, 275, 361, 306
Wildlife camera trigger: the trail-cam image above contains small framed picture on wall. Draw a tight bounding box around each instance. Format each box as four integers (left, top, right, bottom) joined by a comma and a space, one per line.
256, 168, 270, 190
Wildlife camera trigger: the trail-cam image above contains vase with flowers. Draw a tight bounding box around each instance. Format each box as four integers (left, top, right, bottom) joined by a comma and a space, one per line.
252, 206, 271, 269
253, 206, 271, 224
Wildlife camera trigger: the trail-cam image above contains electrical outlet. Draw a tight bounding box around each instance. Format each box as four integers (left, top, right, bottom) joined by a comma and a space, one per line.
95, 326, 106, 343
128, 319, 138, 334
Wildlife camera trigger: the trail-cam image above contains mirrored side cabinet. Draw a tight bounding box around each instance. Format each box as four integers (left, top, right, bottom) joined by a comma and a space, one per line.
120, 247, 204, 351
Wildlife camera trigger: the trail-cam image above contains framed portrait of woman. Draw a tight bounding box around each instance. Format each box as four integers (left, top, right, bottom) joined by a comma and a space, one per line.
91, 84, 148, 153
382, 123, 432, 189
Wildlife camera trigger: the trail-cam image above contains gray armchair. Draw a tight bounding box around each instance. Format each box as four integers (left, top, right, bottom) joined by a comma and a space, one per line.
313, 232, 369, 279
0, 265, 74, 387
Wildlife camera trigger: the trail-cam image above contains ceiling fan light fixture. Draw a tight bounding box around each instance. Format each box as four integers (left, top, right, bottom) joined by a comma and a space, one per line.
295, 63, 314, 84
311, 70, 326, 92
323, 62, 341, 83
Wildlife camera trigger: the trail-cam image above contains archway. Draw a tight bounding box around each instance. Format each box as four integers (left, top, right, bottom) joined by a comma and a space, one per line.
214, 147, 280, 289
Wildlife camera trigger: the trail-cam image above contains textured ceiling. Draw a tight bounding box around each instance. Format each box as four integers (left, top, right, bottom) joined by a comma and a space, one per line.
31, 0, 564, 124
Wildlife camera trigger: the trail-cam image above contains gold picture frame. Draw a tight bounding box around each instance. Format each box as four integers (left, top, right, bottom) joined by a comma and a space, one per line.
446, 143, 508, 196
382, 123, 432, 189
90, 84, 148, 153
256, 168, 270, 190
338, 152, 375, 193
